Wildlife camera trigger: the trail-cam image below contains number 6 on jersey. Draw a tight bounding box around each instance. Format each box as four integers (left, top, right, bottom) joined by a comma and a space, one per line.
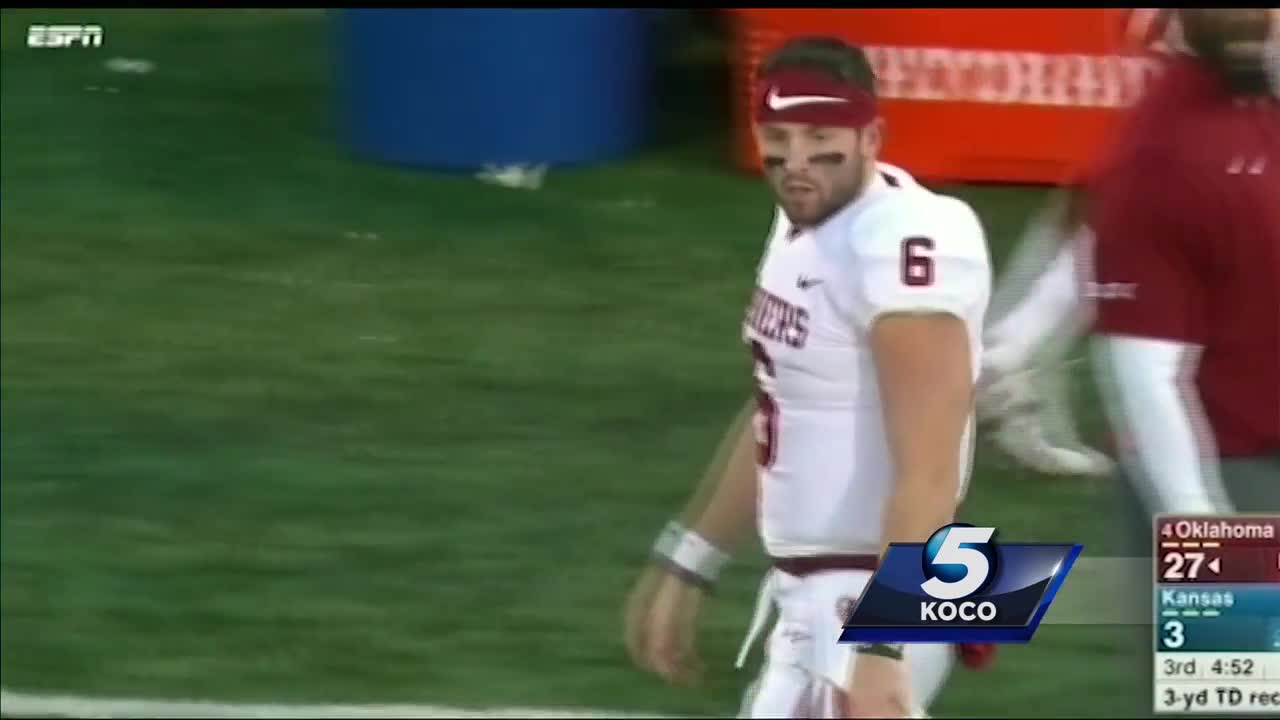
901, 236, 935, 287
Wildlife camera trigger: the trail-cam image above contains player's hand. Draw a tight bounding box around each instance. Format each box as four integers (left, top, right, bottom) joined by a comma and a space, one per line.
990, 411, 1114, 477
977, 367, 1114, 478
623, 565, 663, 668
845, 653, 913, 718
635, 572, 705, 687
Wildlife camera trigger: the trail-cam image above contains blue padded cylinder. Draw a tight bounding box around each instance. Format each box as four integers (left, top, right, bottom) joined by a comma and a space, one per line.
334, 9, 656, 170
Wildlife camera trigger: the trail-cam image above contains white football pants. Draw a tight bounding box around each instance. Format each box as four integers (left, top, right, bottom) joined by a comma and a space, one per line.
736, 568, 954, 719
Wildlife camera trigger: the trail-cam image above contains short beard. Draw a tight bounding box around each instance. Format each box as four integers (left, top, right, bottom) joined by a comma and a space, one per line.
1266, 40, 1280, 97
1221, 63, 1274, 95
1182, 13, 1275, 95
1187, 43, 1272, 94
777, 153, 872, 227
831, 151, 870, 214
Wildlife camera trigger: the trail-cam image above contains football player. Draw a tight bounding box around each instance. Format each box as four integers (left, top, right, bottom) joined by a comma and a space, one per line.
625, 36, 992, 718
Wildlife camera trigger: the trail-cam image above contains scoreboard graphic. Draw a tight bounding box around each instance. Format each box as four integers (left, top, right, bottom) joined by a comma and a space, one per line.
1154, 514, 1280, 715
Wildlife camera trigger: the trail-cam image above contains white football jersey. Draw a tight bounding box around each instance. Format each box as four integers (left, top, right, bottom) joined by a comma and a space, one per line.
742, 162, 992, 558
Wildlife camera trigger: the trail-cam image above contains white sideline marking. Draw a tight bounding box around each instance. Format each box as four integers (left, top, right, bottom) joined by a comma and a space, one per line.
0, 688, 678, 719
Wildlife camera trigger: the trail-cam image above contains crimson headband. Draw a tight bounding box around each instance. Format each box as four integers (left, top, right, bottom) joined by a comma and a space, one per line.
753, 68, 878, 128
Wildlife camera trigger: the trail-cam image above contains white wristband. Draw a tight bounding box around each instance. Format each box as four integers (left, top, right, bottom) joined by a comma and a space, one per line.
652, 520, 684, 558
667, 529, 731, 585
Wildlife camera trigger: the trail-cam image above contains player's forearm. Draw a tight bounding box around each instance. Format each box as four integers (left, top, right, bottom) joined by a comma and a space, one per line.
649, 401, 758, 590
880, 472, 961, 555
871, 314, 973, 554
1092, 335, 1228, 514
984, 217, 1086, 375
677, 400, 759, 552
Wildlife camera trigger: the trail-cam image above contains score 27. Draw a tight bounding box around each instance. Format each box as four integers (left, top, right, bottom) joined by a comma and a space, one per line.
1161, 551, 1222, 582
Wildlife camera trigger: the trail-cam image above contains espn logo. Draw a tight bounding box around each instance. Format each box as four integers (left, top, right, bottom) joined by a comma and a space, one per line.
27, 24, 104, 49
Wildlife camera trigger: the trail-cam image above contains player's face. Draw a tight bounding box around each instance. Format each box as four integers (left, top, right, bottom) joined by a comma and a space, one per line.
1181, 8, 1276, 92
755, 120, 883, 227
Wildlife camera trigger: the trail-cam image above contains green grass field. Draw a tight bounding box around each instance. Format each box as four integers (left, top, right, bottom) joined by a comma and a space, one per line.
2, 10, 1150, 718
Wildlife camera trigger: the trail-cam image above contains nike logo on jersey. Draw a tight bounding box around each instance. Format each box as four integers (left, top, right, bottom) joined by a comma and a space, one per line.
766, 87, 849, 111
797, 276, 824, 290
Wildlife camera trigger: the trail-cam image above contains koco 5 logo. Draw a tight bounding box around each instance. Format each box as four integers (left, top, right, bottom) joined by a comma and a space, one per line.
920, 523, 1001, 622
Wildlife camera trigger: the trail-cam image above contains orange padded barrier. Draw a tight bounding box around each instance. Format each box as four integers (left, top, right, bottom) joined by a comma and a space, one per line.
728, 9, 1165, 184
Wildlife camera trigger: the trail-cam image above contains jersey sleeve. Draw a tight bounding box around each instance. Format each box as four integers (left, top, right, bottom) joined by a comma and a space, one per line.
849, 196, 992, 331
1089, 152, 1209, 344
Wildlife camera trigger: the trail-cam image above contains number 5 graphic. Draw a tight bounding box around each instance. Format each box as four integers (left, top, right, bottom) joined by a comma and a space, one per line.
920, 525, 995, 601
